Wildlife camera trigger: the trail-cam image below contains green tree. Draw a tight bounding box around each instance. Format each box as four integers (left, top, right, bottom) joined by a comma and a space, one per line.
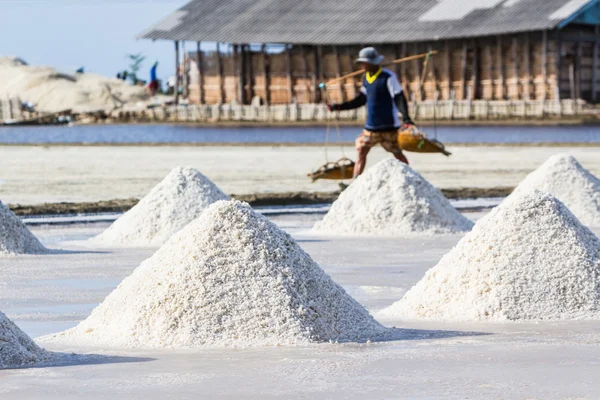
126, 53, 146, 84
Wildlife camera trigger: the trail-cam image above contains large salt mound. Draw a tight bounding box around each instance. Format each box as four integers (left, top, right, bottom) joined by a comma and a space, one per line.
45, 200, 389, 348
0, 311, 48, 369
511, 154, 600, 226
0, 201, 47, 255
0, 56, 149, 113
313, 159, 473, 236
94, 166, 229, 246
380, 190, 600, 321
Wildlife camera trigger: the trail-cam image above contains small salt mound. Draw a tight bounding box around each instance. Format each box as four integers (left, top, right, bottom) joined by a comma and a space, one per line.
511, 154, 600, 226
0, 311, 48, 369
380, 190, 600, 321
94, 166, 229, 246
313, 159, 473, 236
0, 201, 46, 255
45, 200, 389, 348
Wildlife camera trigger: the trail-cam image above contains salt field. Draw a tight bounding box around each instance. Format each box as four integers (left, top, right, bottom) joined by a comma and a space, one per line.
1, 211, 600, 398
2, 144, 600, 205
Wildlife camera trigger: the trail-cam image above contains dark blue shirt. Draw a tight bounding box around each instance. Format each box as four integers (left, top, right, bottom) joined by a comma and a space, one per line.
361, 68, 402, 131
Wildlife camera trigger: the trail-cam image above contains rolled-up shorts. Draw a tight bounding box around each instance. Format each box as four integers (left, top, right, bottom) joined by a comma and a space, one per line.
355, 129, 403, 154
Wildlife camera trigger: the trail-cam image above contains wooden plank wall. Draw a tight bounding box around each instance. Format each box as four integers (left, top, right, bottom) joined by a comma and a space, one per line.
186, 29, 598, 105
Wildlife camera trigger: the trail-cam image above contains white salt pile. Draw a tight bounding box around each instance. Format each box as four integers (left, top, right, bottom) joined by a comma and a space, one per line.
380, 190, 600, 322
313, 159, 473, 236
94, 166, 229, 246
0, 201, 47, 255
0, 311, 48, 369
45, 200, 389, 348
0, 56, 149, 113
511, 154, 600, 226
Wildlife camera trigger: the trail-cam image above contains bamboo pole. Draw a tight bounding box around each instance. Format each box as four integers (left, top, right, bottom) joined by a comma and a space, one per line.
319, 51, 437, 87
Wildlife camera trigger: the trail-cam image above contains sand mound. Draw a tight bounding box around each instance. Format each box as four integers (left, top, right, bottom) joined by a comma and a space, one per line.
313, 159, 473, 236
94, 167, 230, 246
45, 200, 389, 348
0, 56, 149, 113
511, 154, 600, 226
380, 190, 600, 321
0, 201, 47, 255
1, 311, 48, 369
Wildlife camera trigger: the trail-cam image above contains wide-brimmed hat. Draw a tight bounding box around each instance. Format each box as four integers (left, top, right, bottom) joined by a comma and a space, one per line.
355, 47, 384, 65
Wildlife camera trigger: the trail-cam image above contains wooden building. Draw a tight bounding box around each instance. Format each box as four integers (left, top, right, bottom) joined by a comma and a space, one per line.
139, 0, 600, 105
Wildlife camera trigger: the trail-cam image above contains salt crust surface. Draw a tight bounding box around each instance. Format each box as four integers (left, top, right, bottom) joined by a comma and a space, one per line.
45, 200, 390, 348
0, 311, 48, 369
380, 190, 600, 321
312, 159, 474, 236
511, 154, 600, 226
0, 201, 47, 255
94, 166, 229, 246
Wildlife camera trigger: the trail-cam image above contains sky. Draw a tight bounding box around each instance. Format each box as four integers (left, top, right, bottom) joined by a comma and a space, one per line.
0, 0, 195, 82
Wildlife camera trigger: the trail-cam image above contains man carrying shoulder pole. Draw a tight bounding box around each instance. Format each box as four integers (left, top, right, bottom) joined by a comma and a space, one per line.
327, 47, 415, 178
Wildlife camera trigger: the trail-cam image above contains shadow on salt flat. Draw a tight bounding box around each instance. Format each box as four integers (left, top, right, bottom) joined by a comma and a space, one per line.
371, 327, 490, 344
5, 352, 155, 370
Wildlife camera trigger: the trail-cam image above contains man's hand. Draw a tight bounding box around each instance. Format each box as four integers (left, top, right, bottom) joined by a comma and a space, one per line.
402, 121, 417, 131
327, 104, 341, 112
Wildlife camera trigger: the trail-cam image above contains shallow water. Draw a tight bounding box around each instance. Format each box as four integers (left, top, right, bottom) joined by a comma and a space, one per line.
1, 124, 600, 144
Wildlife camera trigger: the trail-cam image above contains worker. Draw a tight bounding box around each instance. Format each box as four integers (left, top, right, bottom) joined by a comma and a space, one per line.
147, 61, 159, 95
328, 47, 415, 178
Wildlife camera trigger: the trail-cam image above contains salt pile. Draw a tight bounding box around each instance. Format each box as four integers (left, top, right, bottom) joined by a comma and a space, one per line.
313, 159, 473, 236
0, 311, 48, 369
0, 56, 148, 113
94, 166, 229, 246
380, 190, 600, 321
45, 200, 389, 348
0, 201, 47, 255
511, 154, 600, 226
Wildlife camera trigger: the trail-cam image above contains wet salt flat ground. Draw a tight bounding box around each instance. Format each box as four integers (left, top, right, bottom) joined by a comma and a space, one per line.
2, 212, 600, 399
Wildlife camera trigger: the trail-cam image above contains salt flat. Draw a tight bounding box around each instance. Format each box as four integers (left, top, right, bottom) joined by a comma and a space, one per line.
1, 145, 600, 204
1, 213, 600, 399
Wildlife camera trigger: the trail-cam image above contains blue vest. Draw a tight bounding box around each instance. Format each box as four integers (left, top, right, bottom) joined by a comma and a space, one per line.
362, 68, 400, 131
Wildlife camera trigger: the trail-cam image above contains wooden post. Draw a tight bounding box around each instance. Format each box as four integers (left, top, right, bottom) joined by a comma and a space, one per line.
246, 45, 254, 103
401, 42, 408, 98
460, 42, 467, 100
512, 36, 518, 99
593, 28, 599, 102
444, 41, 450, 100
523, 33, 530, 100
196, 42, 205, 104
556, 31, 562, 101
314, 46, 323, 103
471, 40, 478, 100
285, 44, 294, 104
182, 42, 189, 99
541, 30, 548, 101
333, 46, 345, 102
414, 43, 422, 101
496, 36, 504, 100
217, 43, 226, 104
575, 41, 582, 99
261, 44, 270, 105
174, 41, 180, 105
427, 44, 437, 101
300, 45, 310, 103
233, 44, 243, 104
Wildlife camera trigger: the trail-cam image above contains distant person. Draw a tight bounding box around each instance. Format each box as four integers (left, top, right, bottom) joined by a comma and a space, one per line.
147, 61, 159, 96
116, 72, 122, 80
122, 71, 129, 82
327, 47, 415, 178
